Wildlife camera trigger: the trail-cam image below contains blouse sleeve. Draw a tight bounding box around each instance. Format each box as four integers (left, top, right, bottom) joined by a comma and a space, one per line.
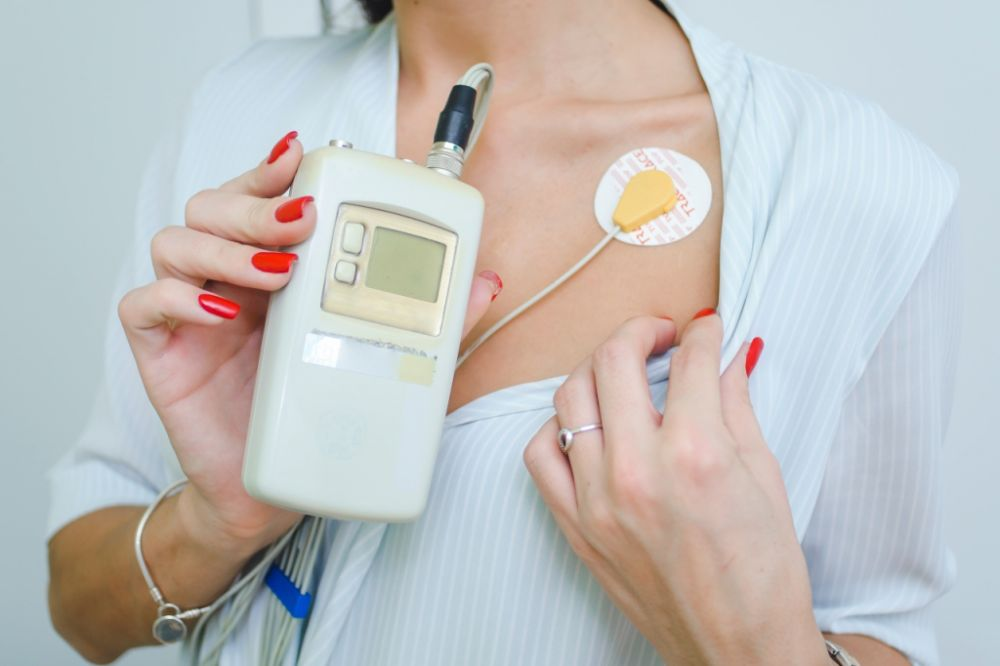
45, 134, 181, 540
803, 207, 961, 666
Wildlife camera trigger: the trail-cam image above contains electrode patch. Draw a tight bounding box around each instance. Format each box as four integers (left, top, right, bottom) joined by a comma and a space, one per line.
594, 147, 712, 246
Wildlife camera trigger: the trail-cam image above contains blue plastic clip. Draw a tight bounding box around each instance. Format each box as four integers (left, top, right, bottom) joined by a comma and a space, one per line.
265, 564, 313, 619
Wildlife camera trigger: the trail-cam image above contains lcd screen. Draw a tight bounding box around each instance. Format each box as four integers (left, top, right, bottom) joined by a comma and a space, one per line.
364, 227, 446, 303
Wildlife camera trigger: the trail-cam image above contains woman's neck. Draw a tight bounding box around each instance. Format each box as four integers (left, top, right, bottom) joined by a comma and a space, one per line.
394, 0, 691, 104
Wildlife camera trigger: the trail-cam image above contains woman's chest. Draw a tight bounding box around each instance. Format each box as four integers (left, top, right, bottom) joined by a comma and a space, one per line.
400, 97, 725, 411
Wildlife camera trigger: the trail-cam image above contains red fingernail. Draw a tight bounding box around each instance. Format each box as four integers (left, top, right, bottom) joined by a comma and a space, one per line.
267, 131, 298, 164
252, 251, 298, 273
198, 293, 240, 319
479, 270, 503, 301
693, 307, 716, 320
746, 337, 764, 377
275, 196, 313, 223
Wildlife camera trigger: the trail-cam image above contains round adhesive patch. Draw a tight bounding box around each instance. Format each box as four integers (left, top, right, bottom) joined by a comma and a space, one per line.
594, 147, 712, 246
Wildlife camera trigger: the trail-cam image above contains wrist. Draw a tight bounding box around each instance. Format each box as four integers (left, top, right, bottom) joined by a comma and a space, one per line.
651, 620, 832, 665
793, 626, 836, 666
173, 485, 273, 560
724, 620, 831, 665
141, 487, 260, 611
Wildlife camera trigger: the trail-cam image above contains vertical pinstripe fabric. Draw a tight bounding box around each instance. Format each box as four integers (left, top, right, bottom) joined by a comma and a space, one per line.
47, 2, 960, 664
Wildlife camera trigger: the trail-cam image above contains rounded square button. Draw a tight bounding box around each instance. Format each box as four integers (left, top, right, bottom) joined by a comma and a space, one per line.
342, 222, 365, 255
334, 260, 357, 284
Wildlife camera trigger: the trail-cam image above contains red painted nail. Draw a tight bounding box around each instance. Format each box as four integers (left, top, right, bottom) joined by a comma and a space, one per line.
479, 270, 503, 301
266, 131, 298, 164
275, 196, 313, 223
198, 293, 240, 319
745, 337, 764, 377
252, 251, 298, 273
693, 307, 716, 320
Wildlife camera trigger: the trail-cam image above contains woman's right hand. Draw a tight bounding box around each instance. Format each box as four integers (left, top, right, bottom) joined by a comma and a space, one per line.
117, 131, 503, 555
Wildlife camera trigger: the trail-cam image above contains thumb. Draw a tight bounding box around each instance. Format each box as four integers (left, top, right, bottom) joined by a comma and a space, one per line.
462, 270, 503, 338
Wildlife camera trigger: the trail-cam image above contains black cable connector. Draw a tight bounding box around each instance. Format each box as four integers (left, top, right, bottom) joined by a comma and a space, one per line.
433, 84, 477, 151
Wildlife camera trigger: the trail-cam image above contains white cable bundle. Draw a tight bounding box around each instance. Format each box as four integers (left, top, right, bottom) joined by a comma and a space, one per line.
185, 521, 299, 664
457, 63, 494, 156
259, 517, 326, 662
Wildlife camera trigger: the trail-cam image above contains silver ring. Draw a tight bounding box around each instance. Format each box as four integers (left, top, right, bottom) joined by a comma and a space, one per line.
557, 424, 603, 453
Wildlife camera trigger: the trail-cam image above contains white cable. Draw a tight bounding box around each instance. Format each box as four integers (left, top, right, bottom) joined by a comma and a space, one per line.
186, 519, 301, 665
456, 228, 620, 367
458, 63, 494, 157
445, 62, 627, 366
261, 516, 325, 663
449, 63, 630, 366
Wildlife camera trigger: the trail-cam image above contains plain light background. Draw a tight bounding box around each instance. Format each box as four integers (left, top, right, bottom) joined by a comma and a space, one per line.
0, 1, 995, 664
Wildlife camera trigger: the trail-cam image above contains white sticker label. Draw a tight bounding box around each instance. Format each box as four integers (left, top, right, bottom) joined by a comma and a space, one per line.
302, 330, 435, 386
594, 147, 712, 246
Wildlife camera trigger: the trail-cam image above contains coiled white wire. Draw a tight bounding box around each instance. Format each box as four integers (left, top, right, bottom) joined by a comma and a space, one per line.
457, 63, 494, 157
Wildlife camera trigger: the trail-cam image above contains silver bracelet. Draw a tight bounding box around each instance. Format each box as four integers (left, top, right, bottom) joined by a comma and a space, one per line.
134, 479, 211, 644
826, 639, 862, 665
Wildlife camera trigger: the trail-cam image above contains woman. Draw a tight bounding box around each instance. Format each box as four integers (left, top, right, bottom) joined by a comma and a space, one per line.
46, 0, 959, 664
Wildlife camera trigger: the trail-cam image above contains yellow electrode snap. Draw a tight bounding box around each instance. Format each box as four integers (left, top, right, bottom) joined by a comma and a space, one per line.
612, 170, 678, 233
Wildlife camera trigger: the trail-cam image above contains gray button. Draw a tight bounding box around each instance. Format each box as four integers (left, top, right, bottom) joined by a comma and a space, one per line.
334, 260, 357, 284
342, 222, 365, 255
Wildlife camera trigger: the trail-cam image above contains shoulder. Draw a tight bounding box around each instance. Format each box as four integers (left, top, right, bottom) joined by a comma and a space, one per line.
697, 31, 961, 307
750, 51, 957, 201
195, 30, 373, 110
171, 27, 388, 200
689, 25, 961, 354
740, 50, 959, 241
683, 16, 960, 256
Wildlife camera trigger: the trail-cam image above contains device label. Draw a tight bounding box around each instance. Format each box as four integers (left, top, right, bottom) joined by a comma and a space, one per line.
594, 147, 713, 246
303, 330, 436, 386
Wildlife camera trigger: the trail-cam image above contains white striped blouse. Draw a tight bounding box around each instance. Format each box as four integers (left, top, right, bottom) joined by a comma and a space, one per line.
47, 1, 960, 664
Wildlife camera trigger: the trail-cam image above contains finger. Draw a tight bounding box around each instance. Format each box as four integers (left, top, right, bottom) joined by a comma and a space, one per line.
721, 338, 788, 506
663, 309, 724, 426
185, 189, 317, 247
552, 358, 605, 504
524, 418, 607, 568
523, 417, 581, 525
151, 225, 299, 291
592, 316, 676, 447
462, 271, 503, 339
719, 339, 767, 451
524, 419, 607, 567
219, 131, 304, 197
719, 338, 789, 511
118, 278, 239, 352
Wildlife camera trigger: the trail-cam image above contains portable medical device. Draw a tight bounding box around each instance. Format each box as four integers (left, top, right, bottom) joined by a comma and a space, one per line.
243, 65, 494, 522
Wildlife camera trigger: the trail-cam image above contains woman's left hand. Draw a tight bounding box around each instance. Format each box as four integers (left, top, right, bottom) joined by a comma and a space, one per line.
523, 313, 830, 665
